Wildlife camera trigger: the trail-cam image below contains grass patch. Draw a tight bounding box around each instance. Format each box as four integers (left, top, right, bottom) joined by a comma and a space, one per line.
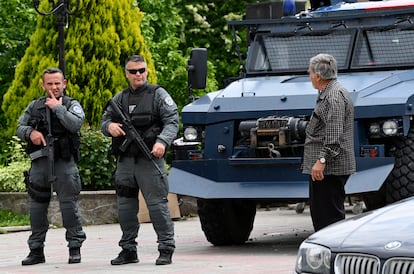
0, 208, 30, 227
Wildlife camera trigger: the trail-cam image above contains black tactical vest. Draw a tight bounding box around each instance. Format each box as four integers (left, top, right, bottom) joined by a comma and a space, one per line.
112, 84, 163, 156
26, 96, 81, 161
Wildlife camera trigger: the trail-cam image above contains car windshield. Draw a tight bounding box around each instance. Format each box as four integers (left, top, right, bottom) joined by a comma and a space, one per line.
246, 26, 414, 75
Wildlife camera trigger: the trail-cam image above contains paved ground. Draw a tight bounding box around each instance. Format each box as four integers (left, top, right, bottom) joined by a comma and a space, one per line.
0, 207, 315, 274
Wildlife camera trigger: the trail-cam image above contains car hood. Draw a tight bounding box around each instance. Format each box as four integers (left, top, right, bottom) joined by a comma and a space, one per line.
306, 197, 414, 257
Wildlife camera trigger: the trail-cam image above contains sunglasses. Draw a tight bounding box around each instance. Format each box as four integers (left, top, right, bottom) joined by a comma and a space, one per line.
127, 67, 146, 74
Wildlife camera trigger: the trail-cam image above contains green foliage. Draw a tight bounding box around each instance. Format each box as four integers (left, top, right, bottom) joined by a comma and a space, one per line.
2, 0, 156, 136
0, 160, 28, 192
178, 0, 249, 88
0, 208, 30, 228
138, 0, 218, 112
0, 136, 29, 192
0, 0, 36, 93
78, 127, 116, 190
0, 0, 37, 152
138, 0, 269, 109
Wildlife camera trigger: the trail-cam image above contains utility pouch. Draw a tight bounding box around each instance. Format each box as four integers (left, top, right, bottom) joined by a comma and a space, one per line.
131, 114, 152, 128
23, 170, 51, 203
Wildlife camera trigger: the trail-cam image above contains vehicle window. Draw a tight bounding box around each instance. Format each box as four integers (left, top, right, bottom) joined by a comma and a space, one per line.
246, 29, 356, 74
351, 27, 414, 69
246, 25, 414, 75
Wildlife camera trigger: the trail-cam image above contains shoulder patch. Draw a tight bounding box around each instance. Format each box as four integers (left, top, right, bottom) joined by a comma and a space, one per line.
164, 96, 174, 106
73, 105, 82, 114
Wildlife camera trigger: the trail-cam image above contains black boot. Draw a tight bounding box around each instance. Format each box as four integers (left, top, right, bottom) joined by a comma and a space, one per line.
155, 250, 173, 265
68, 247, 81, 264
110, 249, 139, 265
22, 248, 45, 266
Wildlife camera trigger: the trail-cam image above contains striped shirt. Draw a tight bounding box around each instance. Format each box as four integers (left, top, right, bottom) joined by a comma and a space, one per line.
302, 80, 356, 175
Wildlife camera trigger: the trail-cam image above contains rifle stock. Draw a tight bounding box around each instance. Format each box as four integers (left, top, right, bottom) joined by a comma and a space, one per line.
109, 99, 164, 177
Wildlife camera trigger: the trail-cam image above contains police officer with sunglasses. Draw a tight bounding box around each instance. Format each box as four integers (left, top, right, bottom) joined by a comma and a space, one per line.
101, 55, 179, 266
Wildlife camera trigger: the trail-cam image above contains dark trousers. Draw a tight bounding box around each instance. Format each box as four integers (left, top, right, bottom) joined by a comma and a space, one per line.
27, 158, 86, 250
115, 156, 175, 252
309, 175, 349, 232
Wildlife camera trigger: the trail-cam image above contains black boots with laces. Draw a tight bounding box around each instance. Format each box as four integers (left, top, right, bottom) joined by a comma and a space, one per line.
155, 249, 173, 265
21, 248, 45, 266
68, 247, 81, 264
110, 249, 139, 265
22, 247, 82, 265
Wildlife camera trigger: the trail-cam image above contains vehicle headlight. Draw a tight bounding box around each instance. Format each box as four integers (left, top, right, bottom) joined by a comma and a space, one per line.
382, 120, 398, 136
369, 123, 380, 135
184, 126, 198, 141
295, 242, 331, 274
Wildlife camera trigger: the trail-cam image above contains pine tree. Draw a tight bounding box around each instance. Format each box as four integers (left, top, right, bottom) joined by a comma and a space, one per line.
2, 0, 155, 133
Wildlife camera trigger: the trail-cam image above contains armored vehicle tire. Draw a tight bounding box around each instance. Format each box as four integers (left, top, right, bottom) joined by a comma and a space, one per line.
197, 199, 256, 246
364, 128, 414, 210
384, 127, 414, 203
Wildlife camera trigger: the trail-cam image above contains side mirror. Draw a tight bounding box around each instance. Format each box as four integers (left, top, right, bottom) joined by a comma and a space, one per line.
187, 48, 207, 90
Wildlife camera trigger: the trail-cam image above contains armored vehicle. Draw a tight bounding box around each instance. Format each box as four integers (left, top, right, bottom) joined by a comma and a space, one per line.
169, 0, 414, 245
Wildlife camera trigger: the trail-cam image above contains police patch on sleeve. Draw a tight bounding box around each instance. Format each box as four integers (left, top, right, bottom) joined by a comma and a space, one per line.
73, 105, 82, 114
164, 96, 174, 106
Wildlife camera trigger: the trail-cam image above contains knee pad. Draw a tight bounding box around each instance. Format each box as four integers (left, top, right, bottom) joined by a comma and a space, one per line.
60, 200, 81, 228
116, 184, 139, 198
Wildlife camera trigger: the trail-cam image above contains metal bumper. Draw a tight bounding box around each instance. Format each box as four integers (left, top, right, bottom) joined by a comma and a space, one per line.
168, 157, 394, 199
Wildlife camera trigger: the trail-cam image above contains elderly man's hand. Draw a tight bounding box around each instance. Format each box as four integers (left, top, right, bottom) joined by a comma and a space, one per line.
311, 160, 326, 181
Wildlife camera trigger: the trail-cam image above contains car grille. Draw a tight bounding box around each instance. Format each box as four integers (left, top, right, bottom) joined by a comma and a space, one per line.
383, 258, 414, 274
335, 253, 380, 274
334, 254, 414, 274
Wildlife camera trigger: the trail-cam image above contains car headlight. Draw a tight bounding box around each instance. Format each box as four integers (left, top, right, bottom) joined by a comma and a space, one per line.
295, 242, 331, 274
184, 126, 198, 141
382, 120, 398, 136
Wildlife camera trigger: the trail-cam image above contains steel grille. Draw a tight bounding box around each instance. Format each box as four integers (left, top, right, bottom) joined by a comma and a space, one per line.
383, 258, 414, 274
334, 253, 380, 274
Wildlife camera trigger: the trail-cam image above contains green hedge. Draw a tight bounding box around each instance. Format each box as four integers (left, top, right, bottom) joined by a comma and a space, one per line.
78, 127, 116, 190
0, 136, 29, 192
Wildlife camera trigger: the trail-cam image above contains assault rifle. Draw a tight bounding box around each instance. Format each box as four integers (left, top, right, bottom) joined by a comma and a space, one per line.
45, 107, 56, 183
109, 99, 164, 178
29, 107, 56, 184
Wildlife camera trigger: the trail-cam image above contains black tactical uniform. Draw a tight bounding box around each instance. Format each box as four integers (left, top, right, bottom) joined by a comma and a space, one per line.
101, 82, 179, 265
17, 95, 86, 264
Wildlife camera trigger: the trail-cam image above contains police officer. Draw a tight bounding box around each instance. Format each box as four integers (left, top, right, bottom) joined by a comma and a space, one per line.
101, 55, 179, 266
17, 68, 86, 265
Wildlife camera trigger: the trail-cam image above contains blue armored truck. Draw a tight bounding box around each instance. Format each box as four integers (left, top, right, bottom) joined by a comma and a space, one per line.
169, 0, 414, 245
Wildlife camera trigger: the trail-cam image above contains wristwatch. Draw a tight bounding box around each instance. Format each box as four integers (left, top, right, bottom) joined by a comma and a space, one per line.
319, 157, 326, 164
